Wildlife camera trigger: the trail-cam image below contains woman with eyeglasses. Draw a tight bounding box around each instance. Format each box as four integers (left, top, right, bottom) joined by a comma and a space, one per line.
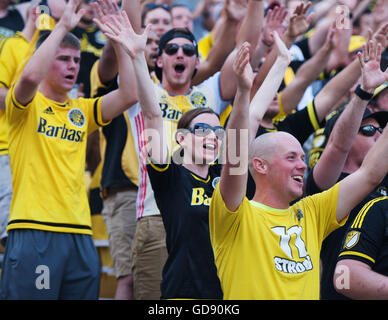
99, 6, 290, 299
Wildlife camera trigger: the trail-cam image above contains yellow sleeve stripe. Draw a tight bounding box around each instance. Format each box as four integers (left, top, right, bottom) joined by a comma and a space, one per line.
307, 100, 320, 131
190, 173, 210, 183
148, 160, 169, 172
351, 196, 388, 229
339, 251, 375, 264
284, 67, 295, 86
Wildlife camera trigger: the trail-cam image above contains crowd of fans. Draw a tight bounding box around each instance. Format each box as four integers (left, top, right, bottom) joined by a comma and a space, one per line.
0, 0, 388, 300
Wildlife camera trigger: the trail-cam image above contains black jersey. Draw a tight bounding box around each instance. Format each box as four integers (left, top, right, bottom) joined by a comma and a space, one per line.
146, 160, 223, 299
305, 170, 388, 300
338, 196, 388, 277
0, 8, 24, 40
73, 26, 106, 98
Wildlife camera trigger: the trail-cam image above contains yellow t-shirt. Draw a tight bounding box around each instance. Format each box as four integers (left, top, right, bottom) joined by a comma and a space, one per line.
6, 84, 108, 234
0, 32, 29, 155
0, 14, 55, 155
209, 183, 344, 300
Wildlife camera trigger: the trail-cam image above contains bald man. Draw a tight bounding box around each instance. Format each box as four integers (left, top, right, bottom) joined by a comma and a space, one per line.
209, 42, 388, 299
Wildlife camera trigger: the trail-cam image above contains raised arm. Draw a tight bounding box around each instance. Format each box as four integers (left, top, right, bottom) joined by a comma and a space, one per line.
249, 32, 291, 139
14, 0, 84, 106
251, 5, 288, 69
219, 0, 264, 101
96, 0, 140, 86
100, 11, 167, 163
219, 43, 253, 212
279, 23, 335, 114
336, 112, 388, 224
313, 41, 386, 193
251, 1, 314, 98
191, 0, 242, 85
93, 1, 139, 122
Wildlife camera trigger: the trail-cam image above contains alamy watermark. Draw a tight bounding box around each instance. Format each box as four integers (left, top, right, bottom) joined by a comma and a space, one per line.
35, 265, 50, 290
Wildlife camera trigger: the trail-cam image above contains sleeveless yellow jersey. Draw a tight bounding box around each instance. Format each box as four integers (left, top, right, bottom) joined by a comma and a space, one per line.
209, 183, 344, 300
6, 85, 108, 234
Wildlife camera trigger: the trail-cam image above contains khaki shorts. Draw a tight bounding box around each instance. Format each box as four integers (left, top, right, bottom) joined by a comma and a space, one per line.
131, 215, 167, 300
0, 154, 12, 244
102, 187, 137, 278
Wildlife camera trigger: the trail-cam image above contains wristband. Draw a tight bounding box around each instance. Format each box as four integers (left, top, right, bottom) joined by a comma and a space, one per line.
354, 84, 374, 101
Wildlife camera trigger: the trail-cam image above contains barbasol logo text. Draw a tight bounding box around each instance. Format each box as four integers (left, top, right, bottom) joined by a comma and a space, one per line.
37, 117, 86, 142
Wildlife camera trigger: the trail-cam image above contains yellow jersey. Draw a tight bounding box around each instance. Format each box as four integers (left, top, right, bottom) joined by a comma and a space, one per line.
0, 14, 56, 155
6, 84, 108, 234
0, 32, 29, 155
209, 183, 344, 299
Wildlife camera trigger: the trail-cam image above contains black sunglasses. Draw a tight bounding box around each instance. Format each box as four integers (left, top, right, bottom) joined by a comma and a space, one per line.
187, 123, 225, 139
144, 3, 171, 11
164, 43, 197, 57
359, 124, 383, 137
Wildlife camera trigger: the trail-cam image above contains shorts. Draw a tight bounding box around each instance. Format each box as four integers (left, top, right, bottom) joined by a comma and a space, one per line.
0, 154, 12, 244
0, 229, 100, 300
131, 215, 167, 300
102, 187, 137, 278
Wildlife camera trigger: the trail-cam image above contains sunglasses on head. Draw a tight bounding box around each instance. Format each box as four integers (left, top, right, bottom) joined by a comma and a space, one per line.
359, 124, 383, 137
164, 43, 197, 57
187, 123, 225, 139
144, 3, 171, 11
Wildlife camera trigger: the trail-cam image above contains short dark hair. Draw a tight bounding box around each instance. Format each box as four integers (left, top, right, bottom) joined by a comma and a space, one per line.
141, 3, 172, 26
36, 31, 81, 50
177, 108, 219, 130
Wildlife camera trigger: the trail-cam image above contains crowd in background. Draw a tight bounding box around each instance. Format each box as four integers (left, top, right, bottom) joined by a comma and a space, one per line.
0, 0, 388, 300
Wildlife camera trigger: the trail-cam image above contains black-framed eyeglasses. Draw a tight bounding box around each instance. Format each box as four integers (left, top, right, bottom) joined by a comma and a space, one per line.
144, 3, 171, 11
187, 123, 225, 139
164, 43, 197, 57
359, 124, 383, 137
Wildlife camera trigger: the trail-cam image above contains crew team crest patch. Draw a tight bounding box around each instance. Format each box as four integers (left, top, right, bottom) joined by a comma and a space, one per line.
190, 92, 207, 108
343, 231, 360, 249
68, 108, 85, 128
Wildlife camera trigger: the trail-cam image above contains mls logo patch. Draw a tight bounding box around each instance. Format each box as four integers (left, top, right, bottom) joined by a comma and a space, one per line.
68, 108, 85, 128
343, 231, 360, 249
190, 92, 207, 108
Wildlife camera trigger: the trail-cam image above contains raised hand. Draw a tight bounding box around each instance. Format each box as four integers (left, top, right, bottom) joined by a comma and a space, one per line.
372, 22, 388, 50
273, 31, 291, 63
94, 3, 150, 59
358, 40, 388, 92
233, 42, 254, 91
93, 0, 121, 35
57, 0, 85, 31
261, 5, 288, 47
224, 0, 248, 23
286, 1, 314, 39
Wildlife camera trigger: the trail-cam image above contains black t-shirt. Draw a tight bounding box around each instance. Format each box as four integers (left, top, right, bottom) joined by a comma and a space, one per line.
147, 161, 223, 299
0, 8, 24, 40
73, 25, 106, 98
338, 197, 388, 278
305, 169, 388, 300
